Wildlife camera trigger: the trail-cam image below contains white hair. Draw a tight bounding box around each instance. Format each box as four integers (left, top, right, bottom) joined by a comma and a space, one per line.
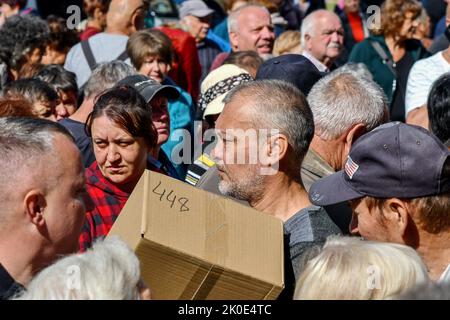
12, 236, 143, 300
300, 9, 340, 49
294, 236, 431, 300
307, 71, 388, 140
227, 4, 270, 34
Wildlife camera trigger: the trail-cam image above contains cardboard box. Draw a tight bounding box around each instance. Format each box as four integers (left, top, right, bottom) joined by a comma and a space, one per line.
108, 170, 284, 300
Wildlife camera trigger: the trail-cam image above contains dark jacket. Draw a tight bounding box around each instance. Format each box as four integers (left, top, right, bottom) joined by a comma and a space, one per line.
348, 35, 430, 104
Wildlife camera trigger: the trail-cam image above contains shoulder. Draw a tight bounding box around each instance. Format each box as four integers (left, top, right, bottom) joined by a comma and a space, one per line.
285, 205, 341, 243
348, 37, 379, 60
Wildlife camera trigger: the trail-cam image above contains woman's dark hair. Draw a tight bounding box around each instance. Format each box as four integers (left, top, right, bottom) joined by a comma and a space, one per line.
85, 85, 157, 148
83, 0, 111, 18
0, 0, 27, 10
3, 78, 58, 104
46, 15, 80, 55
0, 15, 50, 72
0, 98, 36, 118
427, 73, 450, 144
36, 64, 78, 95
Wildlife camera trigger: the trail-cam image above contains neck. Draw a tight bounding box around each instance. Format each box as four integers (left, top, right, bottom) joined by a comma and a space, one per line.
69, 98, 94, 123
385, 35, 403, 50
310, 135, 343, 171
87, 18, 102, 31
250, 173, 311, 222
151, 146, 161, 159
415, 230, 450, 281
0, 234, 44, 286
105, 25, 129, 36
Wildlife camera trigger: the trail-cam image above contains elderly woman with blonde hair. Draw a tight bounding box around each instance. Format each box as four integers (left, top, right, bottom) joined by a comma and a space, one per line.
294, 236, 430, 300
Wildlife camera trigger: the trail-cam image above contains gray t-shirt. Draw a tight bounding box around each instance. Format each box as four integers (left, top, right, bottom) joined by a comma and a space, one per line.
64, 33, 131, 88
284, 205, 342, 281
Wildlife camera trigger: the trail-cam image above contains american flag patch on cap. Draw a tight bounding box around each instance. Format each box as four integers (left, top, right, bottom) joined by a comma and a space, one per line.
345, 156, 359, 179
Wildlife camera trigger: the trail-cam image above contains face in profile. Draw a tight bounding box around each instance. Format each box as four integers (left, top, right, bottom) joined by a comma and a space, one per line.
43, 135, 88, 255
399, 11, 421, 40
349, 198, 390, 241
211, 97, 265, 202
54, 89, 78, 120
182, 15, 211, 43
150, 95, 170, 147
91, 114, 150, 191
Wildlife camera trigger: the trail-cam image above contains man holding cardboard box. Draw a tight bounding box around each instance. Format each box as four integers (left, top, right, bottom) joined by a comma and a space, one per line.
211, 80, 341, 295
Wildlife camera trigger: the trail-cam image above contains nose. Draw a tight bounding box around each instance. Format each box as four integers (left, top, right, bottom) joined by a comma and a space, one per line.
56, 104, 69, 119
210, 135, 223, 163
261, 26, 275, 40
106, 144, 120, 163
150, 60, 161, 71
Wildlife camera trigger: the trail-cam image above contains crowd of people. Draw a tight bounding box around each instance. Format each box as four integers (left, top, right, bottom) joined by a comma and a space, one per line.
0, 0, 449, 300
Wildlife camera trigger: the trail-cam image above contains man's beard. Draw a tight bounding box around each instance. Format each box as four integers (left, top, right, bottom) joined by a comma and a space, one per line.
217, 167, 265, 203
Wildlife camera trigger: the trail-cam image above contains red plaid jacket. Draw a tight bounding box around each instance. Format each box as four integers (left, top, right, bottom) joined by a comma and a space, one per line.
78, 162, 131, 252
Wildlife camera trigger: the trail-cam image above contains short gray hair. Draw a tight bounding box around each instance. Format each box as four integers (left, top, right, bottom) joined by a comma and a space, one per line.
12, 236, 143, 300
294, 236, 430, 300
0, 117, 73, 185
307, 71, 388, 140
334, 62, 373, 80
227, 4, 270, 34
223, 79, 314, 168
83, 60, 136, 99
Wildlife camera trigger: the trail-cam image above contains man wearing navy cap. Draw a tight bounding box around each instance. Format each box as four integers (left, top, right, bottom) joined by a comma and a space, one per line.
118, 74, 181, 179
309, 122, 450, 282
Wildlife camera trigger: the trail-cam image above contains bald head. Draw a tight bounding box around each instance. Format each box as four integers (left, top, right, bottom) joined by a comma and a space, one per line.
106, 0, 148, 35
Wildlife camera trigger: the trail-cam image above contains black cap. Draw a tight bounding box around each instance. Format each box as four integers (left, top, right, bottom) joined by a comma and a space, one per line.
309, 122, 450, 206
117, 75, 179, 103
255, 54, 324, 96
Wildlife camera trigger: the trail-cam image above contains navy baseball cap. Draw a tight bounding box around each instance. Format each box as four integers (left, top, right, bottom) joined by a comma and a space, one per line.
255, 54, 324, 96
118, 75, 179, 103
309, 122, 450, 206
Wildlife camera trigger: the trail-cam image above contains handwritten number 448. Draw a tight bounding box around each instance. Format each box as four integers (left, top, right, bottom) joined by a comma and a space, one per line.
152, 181, 189, 212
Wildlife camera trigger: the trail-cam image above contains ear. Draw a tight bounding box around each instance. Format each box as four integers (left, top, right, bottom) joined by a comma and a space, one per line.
229, 31, 239, 51
24, 190, 47, 228
304, 34, 312, 50
381, 198, 410, 243
260, 133, 289, 168
342, 123, 366, 160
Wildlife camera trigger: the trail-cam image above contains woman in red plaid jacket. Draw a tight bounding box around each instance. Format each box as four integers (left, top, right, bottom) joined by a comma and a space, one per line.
78, 85, 158, 252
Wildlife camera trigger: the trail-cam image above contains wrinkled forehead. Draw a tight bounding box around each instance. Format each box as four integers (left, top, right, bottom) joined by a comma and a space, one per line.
316, 14, 342, 30
216, 98, 256, 131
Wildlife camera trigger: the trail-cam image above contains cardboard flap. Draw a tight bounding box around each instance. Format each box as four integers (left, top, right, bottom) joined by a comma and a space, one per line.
109, 170, 284, 299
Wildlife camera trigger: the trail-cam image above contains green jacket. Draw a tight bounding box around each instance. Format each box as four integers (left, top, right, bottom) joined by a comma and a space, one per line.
348, 35, 430, 103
